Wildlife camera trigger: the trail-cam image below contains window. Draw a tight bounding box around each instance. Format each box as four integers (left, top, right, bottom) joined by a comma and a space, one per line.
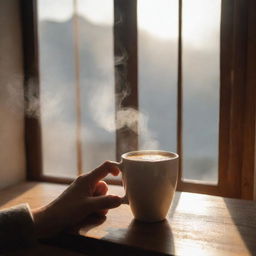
137, 0, 220, 184
21, 0, 256, 198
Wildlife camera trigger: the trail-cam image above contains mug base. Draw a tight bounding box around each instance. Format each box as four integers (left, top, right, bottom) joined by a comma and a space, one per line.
134, 217, 166, 223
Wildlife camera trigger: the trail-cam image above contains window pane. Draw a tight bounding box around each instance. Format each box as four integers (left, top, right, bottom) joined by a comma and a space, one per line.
38, 0, 77, 177
77, 0, 116, 172
38, 0, 115, 177
182, 0, 221, 183
138, 0, 178, 152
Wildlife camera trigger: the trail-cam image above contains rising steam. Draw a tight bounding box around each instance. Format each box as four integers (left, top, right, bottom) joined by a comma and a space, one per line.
89, 82, 159, 149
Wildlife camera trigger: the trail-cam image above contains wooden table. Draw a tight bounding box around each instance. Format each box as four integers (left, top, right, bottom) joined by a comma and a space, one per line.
0, 182, 256, 256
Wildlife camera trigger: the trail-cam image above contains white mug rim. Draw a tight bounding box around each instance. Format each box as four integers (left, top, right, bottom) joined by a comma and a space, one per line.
121, 150, 179, 162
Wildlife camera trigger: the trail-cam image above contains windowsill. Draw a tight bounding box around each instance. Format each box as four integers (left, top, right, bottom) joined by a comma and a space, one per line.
0, 182, 256, 255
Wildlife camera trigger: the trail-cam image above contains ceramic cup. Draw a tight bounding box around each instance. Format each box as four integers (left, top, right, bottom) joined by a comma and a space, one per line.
115, 150, 179, 222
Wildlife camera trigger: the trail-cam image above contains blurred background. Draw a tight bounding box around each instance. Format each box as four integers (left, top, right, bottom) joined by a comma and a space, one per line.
38, 0, 220, 183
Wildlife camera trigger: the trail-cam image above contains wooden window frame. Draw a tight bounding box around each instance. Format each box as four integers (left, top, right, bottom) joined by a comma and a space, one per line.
20, 0, 256, 199
177, 0, 256, 199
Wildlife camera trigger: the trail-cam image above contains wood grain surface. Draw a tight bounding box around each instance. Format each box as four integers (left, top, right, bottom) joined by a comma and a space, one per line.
0, 182, 255, 255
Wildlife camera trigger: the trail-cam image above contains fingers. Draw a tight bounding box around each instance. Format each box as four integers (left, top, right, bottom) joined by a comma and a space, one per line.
93, 181, 109, 216
87, 195, 122, 212
93, 181, 108, 196
87, 161, 120, 186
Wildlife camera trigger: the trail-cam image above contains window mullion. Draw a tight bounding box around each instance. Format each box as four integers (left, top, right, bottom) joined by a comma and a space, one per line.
72, 0, 83, 175
20, 0, 43, 181
114, 0, 139, 161
177, 0, 183, 191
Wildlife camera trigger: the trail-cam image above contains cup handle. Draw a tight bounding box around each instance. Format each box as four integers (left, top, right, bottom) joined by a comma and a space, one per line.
112, 161, 129, 205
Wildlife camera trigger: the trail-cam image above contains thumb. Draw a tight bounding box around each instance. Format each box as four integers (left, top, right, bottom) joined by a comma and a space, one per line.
87, 195, 122, 212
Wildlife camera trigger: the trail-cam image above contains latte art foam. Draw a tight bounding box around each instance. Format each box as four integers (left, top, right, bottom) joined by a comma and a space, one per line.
127, 154, 172, 162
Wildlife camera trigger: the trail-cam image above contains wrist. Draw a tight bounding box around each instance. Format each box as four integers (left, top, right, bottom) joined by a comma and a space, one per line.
32, 206, 50, 239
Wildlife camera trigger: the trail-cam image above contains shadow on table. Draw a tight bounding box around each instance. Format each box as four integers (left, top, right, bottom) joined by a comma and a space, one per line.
224, 198, 256, 255
43, 219, 175, 256
5, 243, 86, 256
114, 219, 175, 255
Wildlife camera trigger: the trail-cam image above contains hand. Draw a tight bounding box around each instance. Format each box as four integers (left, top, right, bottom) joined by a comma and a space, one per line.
32, 161, 122, 238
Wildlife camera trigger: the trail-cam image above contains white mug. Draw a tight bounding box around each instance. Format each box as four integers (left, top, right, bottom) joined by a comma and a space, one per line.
115, 150, 179, 222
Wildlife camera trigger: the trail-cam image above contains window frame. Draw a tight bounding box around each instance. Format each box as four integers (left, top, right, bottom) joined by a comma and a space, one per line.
177, 0, 256, 199
20, 0, 256, 198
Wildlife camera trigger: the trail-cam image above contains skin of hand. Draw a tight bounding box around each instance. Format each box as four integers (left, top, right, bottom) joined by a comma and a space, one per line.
32, 161, 122, 238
